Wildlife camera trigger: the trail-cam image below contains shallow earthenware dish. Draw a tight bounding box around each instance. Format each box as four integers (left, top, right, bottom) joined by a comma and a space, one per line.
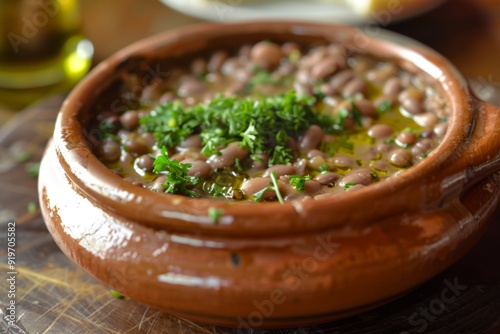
38, 22, 500, 327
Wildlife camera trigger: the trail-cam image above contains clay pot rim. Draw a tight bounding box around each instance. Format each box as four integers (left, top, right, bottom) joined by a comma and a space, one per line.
54, 21, 474, 234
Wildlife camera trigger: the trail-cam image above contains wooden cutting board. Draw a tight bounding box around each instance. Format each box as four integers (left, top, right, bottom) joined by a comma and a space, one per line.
0, 96, 499, 334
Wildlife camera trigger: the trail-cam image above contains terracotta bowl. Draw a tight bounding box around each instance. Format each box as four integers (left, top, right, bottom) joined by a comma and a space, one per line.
38, 22, 500, 328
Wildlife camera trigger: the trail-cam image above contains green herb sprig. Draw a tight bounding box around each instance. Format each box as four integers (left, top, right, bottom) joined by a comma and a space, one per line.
153, 147, 200, 197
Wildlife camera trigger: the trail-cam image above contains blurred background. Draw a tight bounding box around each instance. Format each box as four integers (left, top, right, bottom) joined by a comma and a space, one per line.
0, 0, 499, 122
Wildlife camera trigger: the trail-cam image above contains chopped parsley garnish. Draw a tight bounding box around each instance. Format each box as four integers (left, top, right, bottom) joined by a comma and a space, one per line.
15, 150, 32, 163
289, 175, 311, 191
253, 171, 284, 203
377, 100, 392, 114
153, 147, 200, 197
110, 290, 124, 299
350, 100, 363, 127
140, 90, 339, 166
27, 201, 37, 214
208, 207, 223, 224
343, 182, 356, 190
319, 163, 330, 173
26, 162, 40, 178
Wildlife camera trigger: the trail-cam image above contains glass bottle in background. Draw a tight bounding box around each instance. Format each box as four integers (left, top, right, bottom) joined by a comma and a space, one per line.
0, 0, 93, 109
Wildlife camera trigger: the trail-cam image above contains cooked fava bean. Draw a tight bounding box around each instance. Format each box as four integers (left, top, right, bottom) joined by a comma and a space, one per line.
396, 131, 417, 146
434, 122, 448, 137
250, 41, 283, 71
182, 159, 213, 178
124, 140, 149, 156
299, 125, 324, 151
120, 110, 139, 130
355, 99, 377, 118
208, 50, 228, 72
368, 124, 393, 139
343, 78, 367, 97
311, 57, 340, 79
99, 139, 121, 162
314, 172, 340, 185
207, 142, 249, 169
389, 149, 412, 167
329, 69, 354, 92
332, 154, 356, 168
263, 165, 296, 178
383, 77, 403, 96
179, 135, 202, 149
340, 168, 373, 186
414, 112, 439, 127
136, 154, 154, 171
93, 40, 449, 203
401, 97, 423, 115
303, 180, 322, 194
240, 177, 283, 199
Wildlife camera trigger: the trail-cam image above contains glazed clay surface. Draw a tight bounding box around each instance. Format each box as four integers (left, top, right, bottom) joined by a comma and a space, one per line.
39, 22, 500, 326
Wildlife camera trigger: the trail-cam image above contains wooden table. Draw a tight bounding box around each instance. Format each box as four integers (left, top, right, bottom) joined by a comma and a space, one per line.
1, 0, 500, 333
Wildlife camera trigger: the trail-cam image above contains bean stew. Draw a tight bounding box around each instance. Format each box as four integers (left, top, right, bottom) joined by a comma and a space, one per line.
91, 41, 449, 203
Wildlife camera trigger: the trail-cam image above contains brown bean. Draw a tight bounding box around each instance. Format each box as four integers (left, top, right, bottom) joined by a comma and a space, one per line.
182, 159, 213, 178
401, 98, 423, 115
294, 158, 307, 176
178, 79, 207, 97
434, 122, 448, 137
263, 164, 296, 177
140, 132, 156, 147
307, 149, 328, 159
307, 156, 326, 170
299, 125, 324, 151
240, 177, 283, 200
340, 168, 373, 186
208, 51, 228, 72
252, 152, 269, 169
239, 44, 252, 58
98, 139, 121, 162
414, 112, 439, 127
124, 140, 149, 156
343, 78, 367, 97
303, 180, 322, 195
399, 86, 424, 102
396, 131, 417, 146
281, 42, 300, 55
329, 69, 354, 92
120, 110, 139, 130
159, 92, 176, 104
371, 160, 390, 172
277, 62, 297, 76
293, 82, 313, 96
367, 63, 397, 82
320, 83, 335, 96
179, 135, 202, 149
376, 142, 395, 153
250, 41, 283, 71
355, 99, 377, 118
135, 154, 154, 171
383, 77, 403, 96
150, 175, 166, 192
314, 172, 340, 185
207, 142, 249, 169
389, 149, 412, 167
221, 57, 242, 75
332, 154, 355, 168
311, 57, 339, 79
191, 58, 207, 76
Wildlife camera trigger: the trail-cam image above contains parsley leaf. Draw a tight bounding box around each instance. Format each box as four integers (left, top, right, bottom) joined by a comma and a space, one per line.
289, 175, 311, 191
153, 147, 200, 197
208, 207, 223, 224
252, 171, 284, 204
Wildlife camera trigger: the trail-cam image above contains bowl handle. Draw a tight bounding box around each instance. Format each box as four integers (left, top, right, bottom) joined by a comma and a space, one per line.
438, 99, 500, 194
